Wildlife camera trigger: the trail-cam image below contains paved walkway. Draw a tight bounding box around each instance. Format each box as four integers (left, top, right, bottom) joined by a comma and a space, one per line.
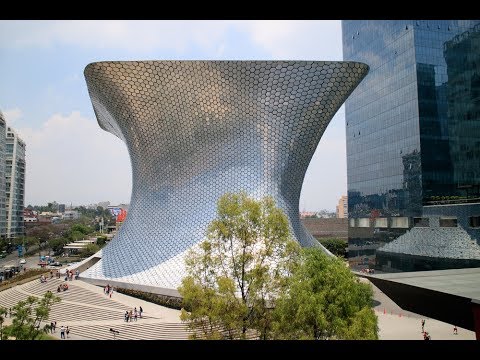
0, 277, 189, 340
0, 277, 476, 340
365, 278, 476, 340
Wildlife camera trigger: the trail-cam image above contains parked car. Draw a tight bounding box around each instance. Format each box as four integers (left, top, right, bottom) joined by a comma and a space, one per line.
51, 261, 62, 267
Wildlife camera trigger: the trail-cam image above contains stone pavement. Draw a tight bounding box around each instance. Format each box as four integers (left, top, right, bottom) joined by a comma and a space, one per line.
0, 276, 189, 340
365, 278, 476, 340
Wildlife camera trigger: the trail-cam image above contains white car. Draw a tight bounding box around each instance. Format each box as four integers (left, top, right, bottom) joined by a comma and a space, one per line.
19, 258, 26, 264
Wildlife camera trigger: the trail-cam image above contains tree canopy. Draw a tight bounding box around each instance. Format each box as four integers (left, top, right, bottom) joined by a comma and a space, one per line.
272, 248, 378, 340
178, 192, 300, 339
178, 192, 378, 340
1, 291, 61, 340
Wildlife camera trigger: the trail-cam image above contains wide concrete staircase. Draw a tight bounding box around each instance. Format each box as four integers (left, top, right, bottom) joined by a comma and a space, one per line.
0, 277, 190, 340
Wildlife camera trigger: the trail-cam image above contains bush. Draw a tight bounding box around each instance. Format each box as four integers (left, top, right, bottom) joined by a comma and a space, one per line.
80, 244, 100, 258
318, 238, 348, 258
115, 288, 183, 310
96, 236, 107, 246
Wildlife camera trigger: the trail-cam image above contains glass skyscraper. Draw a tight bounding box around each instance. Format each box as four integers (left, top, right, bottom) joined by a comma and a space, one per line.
342, 20, 480, 272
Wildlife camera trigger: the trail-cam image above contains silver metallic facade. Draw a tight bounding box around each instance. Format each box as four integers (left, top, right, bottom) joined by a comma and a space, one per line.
82, 61, 368, 293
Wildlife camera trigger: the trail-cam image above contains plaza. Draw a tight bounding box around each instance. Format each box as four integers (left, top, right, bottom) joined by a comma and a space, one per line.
0, 273, 474, 340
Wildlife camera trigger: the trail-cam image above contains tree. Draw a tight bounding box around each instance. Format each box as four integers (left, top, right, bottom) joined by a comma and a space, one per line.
48, 237, 69, 255
319, 238, 348, 258
0, 307, 7, 340
80, 243, 100, 257
3, 291, 61, 340
271, 248, 378, 340
178, 192, 300, 339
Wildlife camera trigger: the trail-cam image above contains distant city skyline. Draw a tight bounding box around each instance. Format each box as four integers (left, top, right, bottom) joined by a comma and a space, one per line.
0, 20, 346, 211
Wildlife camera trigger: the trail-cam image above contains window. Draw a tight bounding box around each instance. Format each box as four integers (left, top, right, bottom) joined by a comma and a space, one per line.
391, 217, 409, 228
413, 217, 430, 227
469, 216, 480, 228
358, 218, 370, 228
349, 218, 356, 227
439, 217, 457, 227
374, 218, 388, 228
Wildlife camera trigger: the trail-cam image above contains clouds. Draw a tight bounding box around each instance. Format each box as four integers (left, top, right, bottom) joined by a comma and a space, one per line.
0, 21, 232, 55
15, 111, 131, 206
0, 20, 348, 211
0, 20, 342, 60
3, 108, 23, 125
239, 21, 343, 60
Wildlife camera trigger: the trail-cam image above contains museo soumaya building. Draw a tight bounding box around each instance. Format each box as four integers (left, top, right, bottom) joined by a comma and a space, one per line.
80, 60, 368, 296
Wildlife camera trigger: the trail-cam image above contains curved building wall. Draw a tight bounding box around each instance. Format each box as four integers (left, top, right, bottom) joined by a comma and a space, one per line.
82, 61, 368, 293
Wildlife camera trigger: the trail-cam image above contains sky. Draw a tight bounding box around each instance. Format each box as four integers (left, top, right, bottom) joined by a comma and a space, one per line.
0, 20, 347, 211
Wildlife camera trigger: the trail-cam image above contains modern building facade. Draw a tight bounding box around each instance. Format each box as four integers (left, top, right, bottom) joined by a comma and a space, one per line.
5, 125, 26, 239
0, 111, 25, 240
336, 195, 348, 218
0, 112, 6, 239
343, 20, 480, 272
82, 60, 368, 295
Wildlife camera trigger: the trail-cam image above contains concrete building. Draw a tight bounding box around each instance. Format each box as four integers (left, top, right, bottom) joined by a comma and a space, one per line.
4, 123, 25, 239
302, 218, 348, 239
0, 113, 6, 239
63, 210, 80, 220
336, 195, 348, 218
81, 60, 368, 296
343, 20, 480, 272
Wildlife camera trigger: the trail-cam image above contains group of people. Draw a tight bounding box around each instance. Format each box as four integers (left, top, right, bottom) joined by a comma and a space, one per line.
60, 325, 70, 339
57, 283, 69, 292
64, 269, 79, 281
124, 306, 143, 322
104, 284, 114, 298
40, 275, 48, 283
421, 318, 458, 339
49, 321, 70, 339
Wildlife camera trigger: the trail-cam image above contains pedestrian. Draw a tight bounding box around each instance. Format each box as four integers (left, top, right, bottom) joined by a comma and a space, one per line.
139, 306, 143, 318
421, 319, 425, 333
50, 322, 54, 333
66, 326, 70, 338
60, 325, 65, 339
453, 325, 458, 335
54, 321, 57, 332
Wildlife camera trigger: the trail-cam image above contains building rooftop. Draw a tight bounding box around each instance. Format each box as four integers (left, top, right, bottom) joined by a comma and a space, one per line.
372, 267, 480, 301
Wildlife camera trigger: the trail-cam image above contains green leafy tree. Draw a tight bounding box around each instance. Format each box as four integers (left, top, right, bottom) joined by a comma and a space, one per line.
178, 192, 300, 339
0, 307, 7, 340
3, 291, 61, 340
70, 224, 92, 235
272, 248, 378, 340
48, 237, 69, 254
318, 238, 348, 258
80, 243, 100, 257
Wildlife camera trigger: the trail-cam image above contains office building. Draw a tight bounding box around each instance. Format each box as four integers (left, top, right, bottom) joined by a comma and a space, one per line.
343, 20, 480, 271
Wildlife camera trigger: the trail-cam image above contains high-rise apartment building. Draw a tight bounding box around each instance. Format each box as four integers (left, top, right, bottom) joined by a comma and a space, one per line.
343, 20, 480, 272
0, 113, 6, 239
336, 195, 348, 218
5, 123, 26, 239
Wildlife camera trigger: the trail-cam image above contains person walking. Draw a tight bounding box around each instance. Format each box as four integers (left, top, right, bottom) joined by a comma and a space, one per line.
66, 326, 70, 338
453, 325, 458, 335
139, 306, 143, 318
60, 325, 65, 339
421, 319, 425, 333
